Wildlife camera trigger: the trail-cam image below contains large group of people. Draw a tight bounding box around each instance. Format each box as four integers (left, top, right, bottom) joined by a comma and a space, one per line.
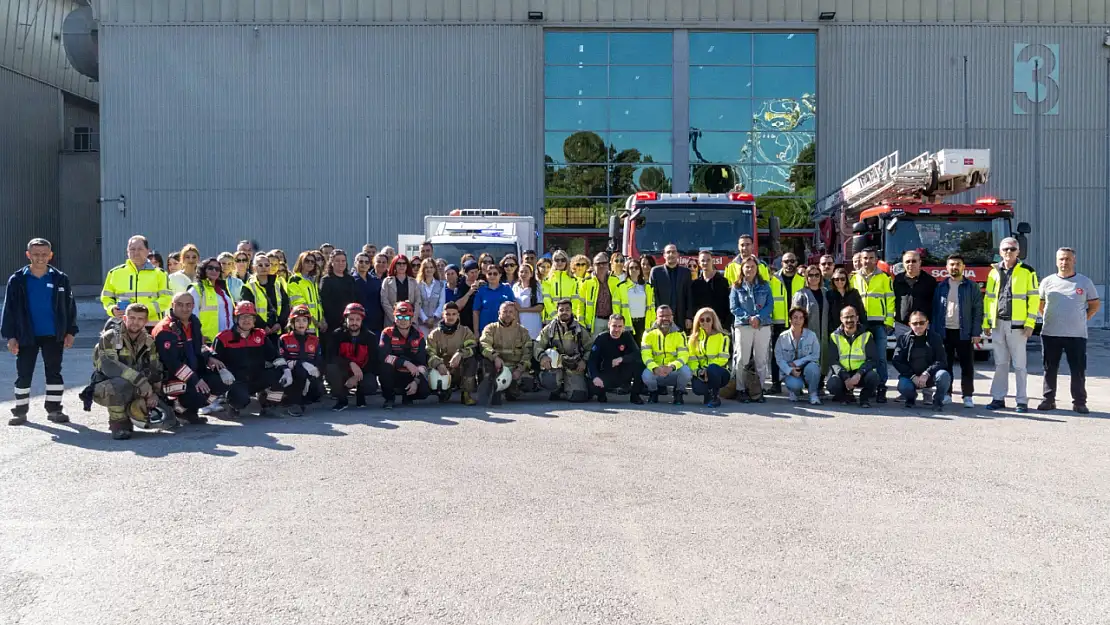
1, 232, 1101, 442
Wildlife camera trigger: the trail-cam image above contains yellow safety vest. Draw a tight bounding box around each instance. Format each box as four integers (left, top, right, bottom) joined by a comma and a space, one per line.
100, 260, 172, 321
770, 272, 805, 324
724, 257, 770, 285
983, 261, 1040, 330
688, 329, 731, 370
542, 270, 579, 322
191, 282, 232, 343
244, 277, 288, 325
851, 271, 895, 327
616, 280, 656, 329
285, 274, 321, 322
575, 274, 625, 332
830, 330, 872, 372
640, 327, 689, 370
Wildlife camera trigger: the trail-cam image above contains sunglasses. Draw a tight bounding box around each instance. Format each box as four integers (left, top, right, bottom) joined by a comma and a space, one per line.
236, 257, 249, 262
303, 259, 315, 264
395, 262, 408, 266
396, 315, 412, 321
575, 263, 588, 267
833, 277, 847, 282
205, 265, 221, 272
807, 273, 821, 278
699, 317, 712, 324
1001, 247, 1017, 252
503, 263, 517, 268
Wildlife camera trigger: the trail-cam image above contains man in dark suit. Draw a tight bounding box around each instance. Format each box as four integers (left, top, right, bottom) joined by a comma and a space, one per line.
649, 244, 694, 331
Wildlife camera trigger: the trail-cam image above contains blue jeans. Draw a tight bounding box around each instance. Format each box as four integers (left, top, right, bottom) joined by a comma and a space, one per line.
691, 364, 730, 397
783, 362, 821, 396
641, 365, 693, 392
868, 323, 890, 386
897, 370, 952, 403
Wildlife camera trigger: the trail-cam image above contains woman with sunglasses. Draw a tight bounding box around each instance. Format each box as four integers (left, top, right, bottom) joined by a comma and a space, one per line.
415, 258, 445, 333
352, 252, 385, 334
286, 251, 326, 334
240, 253, 290, 344
617, 258, 655, 342
792, 265, 834, 386
320, 249, 360, 337
827, 267, 867, 333
268, 249, 289, 282
500, 255, 519, 285
688, 307, 730, 408
217, 252, 244, 303
541, 251, 577, 323
610, 253, 627, 282
569, 254, 591, 282
380, 254, 423, 327
232, 251, 252, 281
187, 257, 236, 343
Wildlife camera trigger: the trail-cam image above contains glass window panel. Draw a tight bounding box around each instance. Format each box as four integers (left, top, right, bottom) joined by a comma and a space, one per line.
609, 32, 672, 65
752, 66, 816, 99
610, 164, 674, 196
544, 200, 618, 230
740, 164, 816, 196
547, 131, 616, 164
690, 66, 752, 98
609, 131, 673, 164
689, 99, 753, 132
688, 164, 747, 194
545, 65, 608, 98
688, 131, 748, 165
609, 66, 672, 98
750, 132, 816, 164
545, 165, 609, 197
545, 32, 607, 65
545, 99, 608, 131
751, 97, 817, 132
689, 32, 752, 65
609, 99, 673, 131
753, 33, 816, 66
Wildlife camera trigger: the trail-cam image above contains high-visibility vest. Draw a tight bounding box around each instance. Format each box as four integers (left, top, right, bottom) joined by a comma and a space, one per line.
575, 274, 625, 333
244, 277, 288, 325
285, 274, 321, 321
983, 262, 1040, 329
688, 329, 730, 370
770, 272, 805, 324
640, 327, 689, 370
100, 260, 172, 322
851, 271, 895, 327
192, 282, 233, 343
724, 257, 770, 285
542, 270, 579, 322
830, 330, 872, 373
616, 280, 656, 329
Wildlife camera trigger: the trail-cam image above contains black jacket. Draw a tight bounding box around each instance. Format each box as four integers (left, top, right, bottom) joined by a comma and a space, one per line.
649, 264, 693, 324
587, 330, 642, 378
352, 273, 384, 334
689, 271, 733, 327
827, 288, 867, 325
212, 327, 283, 378
1, 266, 78, 346
893, 273, 938, 325
152, 314, 211, 385
320, 274, 360, 332
827, 327, 880, 377
892, 330, 947, 378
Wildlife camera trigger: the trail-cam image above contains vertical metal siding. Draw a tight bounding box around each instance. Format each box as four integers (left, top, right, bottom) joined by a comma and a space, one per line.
0, 0, 97, 100
98, 24, 543, 270
95, 0, 1110, 24
819, 24, 1110, 286
0, 67, 62, 268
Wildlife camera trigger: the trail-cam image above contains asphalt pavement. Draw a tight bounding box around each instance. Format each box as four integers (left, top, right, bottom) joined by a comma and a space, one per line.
2, 328, 1109, 624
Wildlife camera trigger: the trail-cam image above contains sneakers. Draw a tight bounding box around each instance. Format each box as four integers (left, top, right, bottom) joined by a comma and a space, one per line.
437, 391, 452, 404
1036, 399, 1056, 411
859, 398, 872, 409
767, 384, 782, 395
382, 399, 395, 410
875, 392, 887, 404
787, 391, 798, 402
1015, 403, 1029, 413
331, 400, 348, 412
985, 400, 1007, 411
355, 394, 367, 408
180, 412, 208, 425
199, 398, 225, 416
943, 394, 952, 406
930, 399, 944, 411
962, 397, 975, 409
8, 414, 27, 426
706, 391, 722, 409
548, 391, 563, 402
596, 392, 608, 403
1074, 403, 1090, 414
808, 395, 822, 406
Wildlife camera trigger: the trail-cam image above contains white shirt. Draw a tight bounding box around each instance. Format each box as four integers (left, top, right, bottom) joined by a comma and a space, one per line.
169, 270, 195, 294
625, 283, 647, 319
513, 282, 545, 338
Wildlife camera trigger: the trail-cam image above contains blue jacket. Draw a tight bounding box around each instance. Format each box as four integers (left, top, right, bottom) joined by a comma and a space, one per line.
353, 273, 385, 334
1, 266, 78, 346
729, 280, 773, 327
930, 278, 984, 341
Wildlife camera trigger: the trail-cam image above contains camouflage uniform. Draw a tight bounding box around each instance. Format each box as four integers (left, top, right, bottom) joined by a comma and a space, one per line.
89, 326, 165, 433
479, 321, 535, 398
534, 317, 594, 401
427, 323, 479, 393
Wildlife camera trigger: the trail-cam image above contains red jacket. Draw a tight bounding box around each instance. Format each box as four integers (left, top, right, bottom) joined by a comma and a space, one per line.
280, 331, 322, 367
212, 328, 284, 378
330, 326, 378, 371
380, 326, 427, 370
152, 314, 210, 386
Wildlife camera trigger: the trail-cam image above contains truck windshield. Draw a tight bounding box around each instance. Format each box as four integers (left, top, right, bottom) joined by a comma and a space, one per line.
885, 217, 1009, 266
432, 242, 518, 264
635, 206, 755, 255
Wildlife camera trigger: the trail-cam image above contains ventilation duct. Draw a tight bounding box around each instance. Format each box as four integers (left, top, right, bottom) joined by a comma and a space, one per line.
62, 5, 98, 81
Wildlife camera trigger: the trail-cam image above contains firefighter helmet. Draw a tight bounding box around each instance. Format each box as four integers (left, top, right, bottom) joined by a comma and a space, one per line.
429, 369, 451, 391
543, 348, 561, 369
233, 301, 258, 318
128, 401, 173, 431
289, 304, 312, 320
344, 303, 367, 318
494, 366, 513, 392
394, 301, 415, 317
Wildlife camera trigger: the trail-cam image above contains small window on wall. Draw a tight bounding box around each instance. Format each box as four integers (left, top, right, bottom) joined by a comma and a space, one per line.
72, 126, 99, 152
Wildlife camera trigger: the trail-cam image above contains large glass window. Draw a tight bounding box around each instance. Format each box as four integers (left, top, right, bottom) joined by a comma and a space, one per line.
544, 32, 675, 230
688, 32, 816, 230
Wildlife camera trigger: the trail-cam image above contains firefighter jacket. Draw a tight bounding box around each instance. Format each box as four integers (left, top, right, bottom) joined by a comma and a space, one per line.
983, 261, 1040, 330
574, 274, 625, 333
851, 270, 895, 329
152, 314, 211, 389
279, 331, 322, 368
285, 274, 322, 324
93, 326, 162, 397
479, 321, 534, 367
771, 271, 805, 324
330, 326, 379, 372
828, 327, 878, 377
542, 270, 579, 322
241, 276, 290, 330
380, 326, 428, 370
426, 322, 477, 370
101, 259, 173, 321
535, 317, 594, 368
213, 328, 286, 378
640, 324, 689, 371
687, 329, 730, 371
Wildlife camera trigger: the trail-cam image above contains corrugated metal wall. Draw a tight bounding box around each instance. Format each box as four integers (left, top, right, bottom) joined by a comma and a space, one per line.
819, 24, 1110, 286
1, 0, 97, 100
98, 24, 543, 267
94, 0, 1109, 25
0, 66, 62, 268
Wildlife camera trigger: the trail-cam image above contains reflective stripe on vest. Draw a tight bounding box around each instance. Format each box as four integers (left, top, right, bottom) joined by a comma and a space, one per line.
831, 331, 871, 372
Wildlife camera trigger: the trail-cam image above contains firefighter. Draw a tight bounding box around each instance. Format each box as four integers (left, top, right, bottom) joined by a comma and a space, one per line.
640, 305, 693, 405
84, 303, 171, 440
478, 301, 535, 405
101, 235, 173, 326
212, 301, 287, 418
851, 248, 895, 402
277, 304, 325, 416
575, 252, 625, 334
536, 299, 594, 402
327, 302, 380, 411
379, 301, 431, 409
152, 292, 227, 424
426, 302, 479, 406
541, 250, 578, 323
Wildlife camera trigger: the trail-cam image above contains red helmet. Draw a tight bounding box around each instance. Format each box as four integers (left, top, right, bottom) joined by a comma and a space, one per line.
289, 304, 312, 319
393, 301, 414, 317
233, 301, 257, 318
344, 303, 366, 318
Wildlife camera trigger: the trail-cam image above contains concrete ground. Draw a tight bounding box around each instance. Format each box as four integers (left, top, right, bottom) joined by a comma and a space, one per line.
2, 324, 1109, 624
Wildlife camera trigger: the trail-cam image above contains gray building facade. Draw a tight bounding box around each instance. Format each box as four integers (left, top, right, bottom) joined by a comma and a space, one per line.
89, 0, 1109, 295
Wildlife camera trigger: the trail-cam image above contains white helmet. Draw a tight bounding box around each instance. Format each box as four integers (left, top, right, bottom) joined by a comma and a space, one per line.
543, 348, 561, 369
429, 369, 452, 391
129, 402, 175, 431
495, 366, 513, 392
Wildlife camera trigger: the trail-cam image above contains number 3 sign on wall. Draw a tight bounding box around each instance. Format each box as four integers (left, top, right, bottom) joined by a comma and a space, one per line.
1013, 43, 1060, 116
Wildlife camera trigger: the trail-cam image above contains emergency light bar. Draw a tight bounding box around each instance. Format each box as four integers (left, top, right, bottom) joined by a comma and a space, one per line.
975, 197, 999, 205
635, 191, 658, 201
729, 192, 755, 201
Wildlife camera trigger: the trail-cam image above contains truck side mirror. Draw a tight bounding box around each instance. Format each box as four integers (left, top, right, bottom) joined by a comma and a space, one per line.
607, 215, 620, 253
1015, 234, 1029, 260
851, 233, 879, 255
851, 221, 869, 234
768, 216, 782, 258
1016, 221, 1031, 235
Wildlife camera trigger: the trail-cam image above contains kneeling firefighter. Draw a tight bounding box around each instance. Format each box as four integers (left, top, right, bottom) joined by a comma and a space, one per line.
536, 298, 594, 402
478, 301, 535, 405
212, 301, 287, 417
277, 304, 325, 416
426, 301, 479, 405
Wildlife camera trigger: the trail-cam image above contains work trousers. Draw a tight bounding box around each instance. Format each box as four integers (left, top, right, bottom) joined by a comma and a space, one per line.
283, 364, 326, 406
769, 323, 786, 387
783, 362, 822, 397
1042, 335, 1087, 405
827, 369, 881, 402
13, 336, 64, 415
163, 371, 228, 415
732, 325, 770, 388
630, 318, 646, 344
539, 362, 589, 400
944, 328, 975, 398
379, 367, 431, 402
326, 362, 379, 400
481, 358, 535, 398
595, 360, 645, 395
691, 364, 730, 398
91, 376, 147, 431
441, 357, 479, 393
897, 370, 952, 404
227, 369, 283, 410
865, 323, 890, 387
641, 365, 693, 393
990, 326, 1029, 404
